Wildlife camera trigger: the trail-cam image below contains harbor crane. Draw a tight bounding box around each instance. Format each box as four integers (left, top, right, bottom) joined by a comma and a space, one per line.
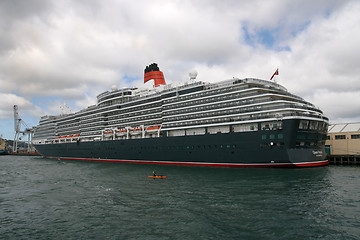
13, 105, 34, 153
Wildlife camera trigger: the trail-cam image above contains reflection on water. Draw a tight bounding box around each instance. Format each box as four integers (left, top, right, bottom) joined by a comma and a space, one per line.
0, 156, 359, 239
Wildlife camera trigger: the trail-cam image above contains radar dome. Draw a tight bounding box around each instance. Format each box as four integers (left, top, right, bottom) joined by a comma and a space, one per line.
189, 69, 198, 80
111, 85, 118, 91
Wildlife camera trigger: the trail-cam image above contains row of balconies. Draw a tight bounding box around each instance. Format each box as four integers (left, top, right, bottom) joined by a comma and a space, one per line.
163, 102, 322, 123
107, 107, 162, 121
163, 84, 249, 105
163, 90, 259, 110
107, 119, 162, 129
163, 111, 327, 129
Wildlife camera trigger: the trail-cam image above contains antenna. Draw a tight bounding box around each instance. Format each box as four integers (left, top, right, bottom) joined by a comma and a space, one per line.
60, 102, 70, 115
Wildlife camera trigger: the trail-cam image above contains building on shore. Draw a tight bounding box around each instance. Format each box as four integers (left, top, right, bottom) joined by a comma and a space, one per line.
0, 137, 7, 155
325, 122, 360, 155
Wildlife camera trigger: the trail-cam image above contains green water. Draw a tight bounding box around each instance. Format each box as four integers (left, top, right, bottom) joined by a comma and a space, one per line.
1, 156, 359, 239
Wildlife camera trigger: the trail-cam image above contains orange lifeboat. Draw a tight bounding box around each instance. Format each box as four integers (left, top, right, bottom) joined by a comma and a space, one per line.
146, 125, 161, 133
130, 127, 142, 135
115, 129, 127, 137
103, 129, 114, 137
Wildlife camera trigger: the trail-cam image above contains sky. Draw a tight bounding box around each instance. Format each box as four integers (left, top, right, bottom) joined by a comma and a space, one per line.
1, 0, 360, 140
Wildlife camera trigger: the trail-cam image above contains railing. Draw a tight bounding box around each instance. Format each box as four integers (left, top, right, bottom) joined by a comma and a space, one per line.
163, 112, 328, 129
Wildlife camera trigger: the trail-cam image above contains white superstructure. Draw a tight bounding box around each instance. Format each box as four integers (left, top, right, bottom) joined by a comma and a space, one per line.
33, 77, 328, 145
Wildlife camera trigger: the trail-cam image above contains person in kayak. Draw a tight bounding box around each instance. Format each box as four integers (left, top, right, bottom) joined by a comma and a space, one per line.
153, 171, 156, 176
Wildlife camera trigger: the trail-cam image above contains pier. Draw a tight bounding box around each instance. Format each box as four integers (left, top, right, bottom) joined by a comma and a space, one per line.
328, 155, 360, 165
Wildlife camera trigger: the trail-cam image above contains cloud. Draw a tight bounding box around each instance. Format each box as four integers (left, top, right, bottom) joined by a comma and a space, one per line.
0, 93, 43, 120
0, 0, 359, 139
308, 89, 360, 122
275, 1, 360, 108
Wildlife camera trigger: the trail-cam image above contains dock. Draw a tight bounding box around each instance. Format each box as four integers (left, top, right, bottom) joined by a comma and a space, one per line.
328, 155, 360, 165
9, 151, 40, 156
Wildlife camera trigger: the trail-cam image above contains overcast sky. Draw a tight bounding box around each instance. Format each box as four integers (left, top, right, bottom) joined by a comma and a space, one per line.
1, 0, 360, 139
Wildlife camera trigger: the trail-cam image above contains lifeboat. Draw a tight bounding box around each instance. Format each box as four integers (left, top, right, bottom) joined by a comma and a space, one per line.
103, 129, 114, 137
115, 129, 127, 137
146, 125, 161, 133
56, 135, 77, 139
129, 127, 142, 135
71, 134, 80, 140
55, 136, 67, 142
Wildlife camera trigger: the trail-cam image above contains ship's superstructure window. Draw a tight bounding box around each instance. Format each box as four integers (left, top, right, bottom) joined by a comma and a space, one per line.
309, 121, 318, 130
261, 121, 282, 130
233, 124, 258, 132
299, 120, 309, 129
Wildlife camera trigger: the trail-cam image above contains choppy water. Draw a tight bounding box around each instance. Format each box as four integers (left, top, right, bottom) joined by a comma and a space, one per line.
1, 156, 359, 239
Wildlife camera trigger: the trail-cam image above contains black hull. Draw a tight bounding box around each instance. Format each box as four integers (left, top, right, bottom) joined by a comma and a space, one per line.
0, 151, 8, 155
34, 120, 328, 167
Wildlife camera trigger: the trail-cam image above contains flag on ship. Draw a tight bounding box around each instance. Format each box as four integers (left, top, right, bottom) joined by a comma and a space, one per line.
270, 68, 279, 80
144, 63, 166, 87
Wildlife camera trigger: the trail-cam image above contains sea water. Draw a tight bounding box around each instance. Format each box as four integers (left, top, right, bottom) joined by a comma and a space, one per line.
1, 155, 359, 239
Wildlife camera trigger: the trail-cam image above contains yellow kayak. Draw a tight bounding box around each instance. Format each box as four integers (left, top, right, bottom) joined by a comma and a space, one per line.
148, 175, 166, 179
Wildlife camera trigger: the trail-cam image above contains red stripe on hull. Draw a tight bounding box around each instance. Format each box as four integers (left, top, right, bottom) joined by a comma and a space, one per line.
293, 160, 329, 167
45, 157, 328, 168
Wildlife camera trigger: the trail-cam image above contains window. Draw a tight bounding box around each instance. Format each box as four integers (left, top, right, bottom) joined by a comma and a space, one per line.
299, 120, 309, 129
297, 133, 306, 140
335, 135, 346, 140
261, 135, 267, 140
307, 134, 316, 140
296, 141, 305, 147
351, 134, 360, 139
326, 135, 330, 140
309, 121, 318, 130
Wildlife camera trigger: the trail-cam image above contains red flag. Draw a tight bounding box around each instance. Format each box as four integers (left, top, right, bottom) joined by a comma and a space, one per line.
270, 68, 279, 80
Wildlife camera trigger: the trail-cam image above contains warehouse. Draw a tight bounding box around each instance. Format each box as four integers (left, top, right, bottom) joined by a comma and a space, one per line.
325, 122, 360, 156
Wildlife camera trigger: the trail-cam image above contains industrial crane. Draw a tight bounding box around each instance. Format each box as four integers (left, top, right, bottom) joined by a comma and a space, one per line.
13, 105, 34, 153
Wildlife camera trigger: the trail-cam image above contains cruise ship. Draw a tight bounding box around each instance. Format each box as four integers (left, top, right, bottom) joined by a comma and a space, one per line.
33, 64, 329, 167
